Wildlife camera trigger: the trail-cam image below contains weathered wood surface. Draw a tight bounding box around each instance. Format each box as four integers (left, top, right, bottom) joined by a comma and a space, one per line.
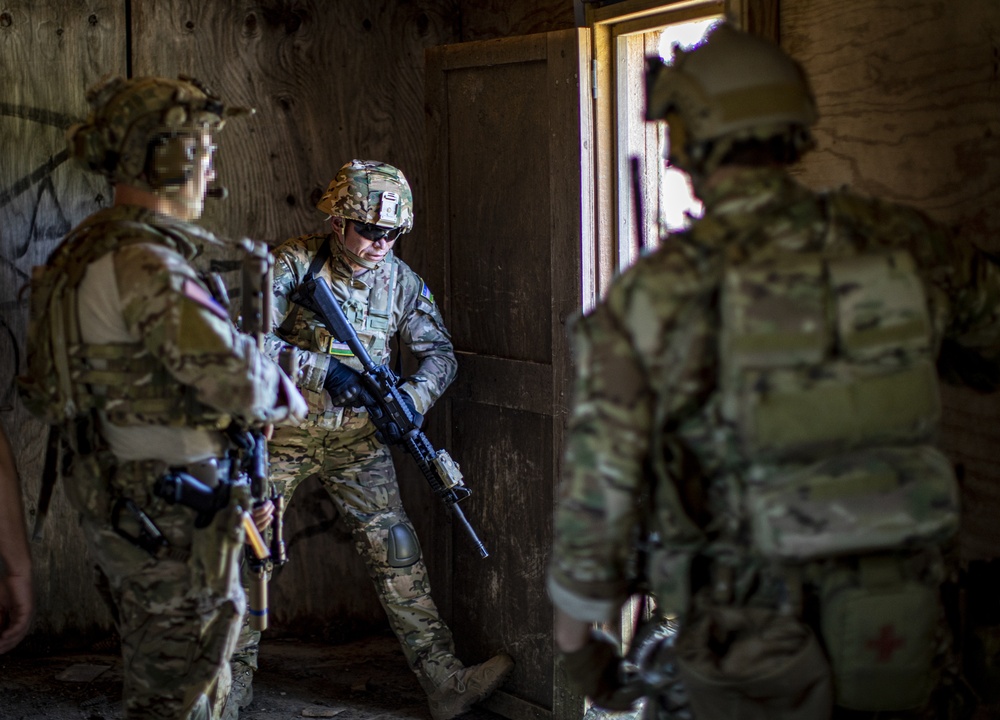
131, 0, 458, 246
129, 0, 466, 635
456, 1, 575, 43
784, 0, 1000, 563
0, 0, 126, 642
785, 0, 1000, 251
0, 0, 575, 647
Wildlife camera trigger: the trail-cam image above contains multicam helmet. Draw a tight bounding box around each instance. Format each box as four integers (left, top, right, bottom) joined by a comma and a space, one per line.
645, 23, 817, 176
316, 160, 414, 234
67, 75, 251, 191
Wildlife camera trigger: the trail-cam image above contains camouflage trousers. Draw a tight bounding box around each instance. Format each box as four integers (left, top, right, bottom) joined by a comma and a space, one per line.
232, 424, 462, 690
77, 463, 247, 720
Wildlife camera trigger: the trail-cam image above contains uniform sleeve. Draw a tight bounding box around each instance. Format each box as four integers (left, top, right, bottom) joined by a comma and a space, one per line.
263, 248, 334, 394
114, 243, 294, 425
547, 290, 655, 623
397, 274, 457, 414
928, 230, 1000, 373
929, 231, 1000, 391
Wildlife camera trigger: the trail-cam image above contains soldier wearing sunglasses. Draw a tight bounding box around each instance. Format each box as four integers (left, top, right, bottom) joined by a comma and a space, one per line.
225, 160, 513, 720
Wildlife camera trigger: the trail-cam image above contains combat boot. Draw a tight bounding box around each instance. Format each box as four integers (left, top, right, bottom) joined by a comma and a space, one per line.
220, 662, 254, 720
427, 653, 514, 720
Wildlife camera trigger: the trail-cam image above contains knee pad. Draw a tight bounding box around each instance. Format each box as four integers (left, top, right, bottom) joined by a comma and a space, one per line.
387, 522, 421, 568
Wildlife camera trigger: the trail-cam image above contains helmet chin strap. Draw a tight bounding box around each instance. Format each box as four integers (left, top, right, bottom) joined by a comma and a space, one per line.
333, 223, 380, 270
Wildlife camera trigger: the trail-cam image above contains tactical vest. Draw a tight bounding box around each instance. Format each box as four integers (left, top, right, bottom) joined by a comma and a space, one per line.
18, 212, 231, 431
277, 238, 397, 428
661, 241, 959, 714
311, 259, 397, 373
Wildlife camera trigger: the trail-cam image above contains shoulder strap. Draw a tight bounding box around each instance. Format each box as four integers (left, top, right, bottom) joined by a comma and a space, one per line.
304, 236, 333, 281
31, 425, 64, 541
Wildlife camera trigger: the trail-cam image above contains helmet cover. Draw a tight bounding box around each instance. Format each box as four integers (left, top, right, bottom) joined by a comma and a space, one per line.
67, 74, 251, 190
316, 159, 414, 234
645, 23, 817, 173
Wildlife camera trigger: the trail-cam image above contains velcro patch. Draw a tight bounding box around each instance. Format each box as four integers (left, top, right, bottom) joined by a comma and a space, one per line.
183, 278, 229, 320
327, 340, 354, 358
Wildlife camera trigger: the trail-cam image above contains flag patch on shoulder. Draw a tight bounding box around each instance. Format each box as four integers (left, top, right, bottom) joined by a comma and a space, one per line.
182, 278, 229, 320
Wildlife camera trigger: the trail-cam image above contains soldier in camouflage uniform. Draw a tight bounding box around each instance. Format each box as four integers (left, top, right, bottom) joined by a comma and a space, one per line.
548, 23, 1000, 720
227, 160, 512, 720
20, 75, 307, 720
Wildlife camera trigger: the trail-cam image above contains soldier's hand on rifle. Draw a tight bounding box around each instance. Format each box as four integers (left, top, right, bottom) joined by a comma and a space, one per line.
250, 499, 275, 534
397, 385, 423, 429
324, 360, 365, 407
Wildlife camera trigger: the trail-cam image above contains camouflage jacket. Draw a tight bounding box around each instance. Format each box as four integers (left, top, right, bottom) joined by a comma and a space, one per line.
265, 232, 456, 430
25, 204, 300, 465
548, 167, 1000, 622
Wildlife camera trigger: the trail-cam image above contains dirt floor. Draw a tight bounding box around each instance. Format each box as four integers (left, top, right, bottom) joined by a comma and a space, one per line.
0, 633, 510, 720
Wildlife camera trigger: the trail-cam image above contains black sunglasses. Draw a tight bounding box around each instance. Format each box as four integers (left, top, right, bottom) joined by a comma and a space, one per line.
351, 221, 403, 243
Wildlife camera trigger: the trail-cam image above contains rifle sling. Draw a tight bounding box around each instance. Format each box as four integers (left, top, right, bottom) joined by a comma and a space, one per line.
32, 425, 61, 542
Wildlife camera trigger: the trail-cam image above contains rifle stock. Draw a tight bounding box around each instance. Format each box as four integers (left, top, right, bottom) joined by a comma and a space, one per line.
290, 275, 488, 559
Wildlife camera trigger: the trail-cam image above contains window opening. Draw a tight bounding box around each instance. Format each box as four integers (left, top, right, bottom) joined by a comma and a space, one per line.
617, 15, 721, 268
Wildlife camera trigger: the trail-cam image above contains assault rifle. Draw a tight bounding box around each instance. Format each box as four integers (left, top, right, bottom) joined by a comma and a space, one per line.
234, 238, 292, 631
289, 275, 488, 559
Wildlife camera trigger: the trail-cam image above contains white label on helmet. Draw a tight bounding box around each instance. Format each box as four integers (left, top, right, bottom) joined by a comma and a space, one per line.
379, 191, 400, 224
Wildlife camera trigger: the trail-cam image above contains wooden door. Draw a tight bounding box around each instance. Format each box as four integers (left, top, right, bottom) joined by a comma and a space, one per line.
419, 28, 594, 720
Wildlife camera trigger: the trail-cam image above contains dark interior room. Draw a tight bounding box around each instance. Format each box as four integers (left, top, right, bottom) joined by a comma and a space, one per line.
2, 1, 999, 719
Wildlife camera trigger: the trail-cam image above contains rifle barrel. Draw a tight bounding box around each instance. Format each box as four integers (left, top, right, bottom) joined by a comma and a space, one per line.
451, 504, 489, 559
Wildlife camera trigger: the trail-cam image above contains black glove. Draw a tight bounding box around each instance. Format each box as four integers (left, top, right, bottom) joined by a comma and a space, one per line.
375, 390, 423, 445
324, 360, 365, 407
561, 631, 641, 711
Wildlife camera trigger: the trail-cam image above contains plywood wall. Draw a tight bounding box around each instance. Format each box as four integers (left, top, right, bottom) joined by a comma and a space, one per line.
0, 0, 128, 644
783, 0, 1000, 562
0, 0, 572, 648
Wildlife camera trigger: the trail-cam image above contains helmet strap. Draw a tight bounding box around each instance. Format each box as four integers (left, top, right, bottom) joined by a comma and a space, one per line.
332, 219, 380, 271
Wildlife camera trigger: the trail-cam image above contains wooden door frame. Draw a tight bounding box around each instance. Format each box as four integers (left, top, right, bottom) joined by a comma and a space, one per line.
585, 0, 778, 294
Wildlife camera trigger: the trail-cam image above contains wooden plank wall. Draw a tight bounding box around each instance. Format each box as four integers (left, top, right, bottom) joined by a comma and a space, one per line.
0, 0, 128, 645
782, 0, 1000, 564
0, 0, 572, 647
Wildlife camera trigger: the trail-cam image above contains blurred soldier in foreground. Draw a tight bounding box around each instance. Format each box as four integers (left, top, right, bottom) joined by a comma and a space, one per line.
548, 22, 1000, 720
226, 160, 512, 720
0, 418, 33, 654
18, 75, 306, 719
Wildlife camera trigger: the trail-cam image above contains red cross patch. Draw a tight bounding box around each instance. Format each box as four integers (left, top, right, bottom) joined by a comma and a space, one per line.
865, 624, 906, 662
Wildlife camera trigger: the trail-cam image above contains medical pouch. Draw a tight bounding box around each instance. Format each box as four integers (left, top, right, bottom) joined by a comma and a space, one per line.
819, 555, 938, 711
